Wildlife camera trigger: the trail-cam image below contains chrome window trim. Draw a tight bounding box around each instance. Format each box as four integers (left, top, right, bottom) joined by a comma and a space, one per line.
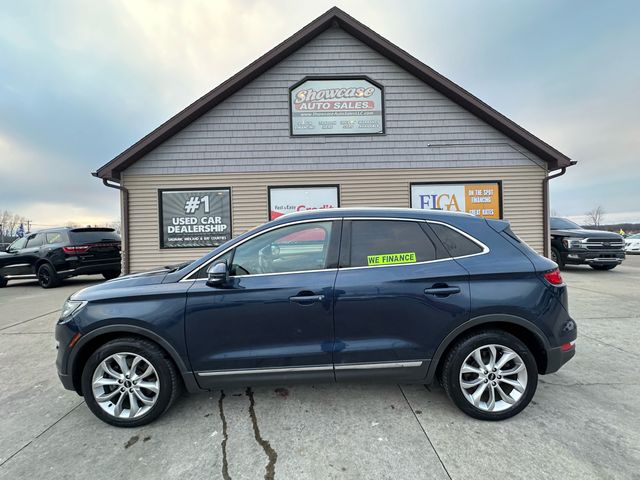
197, 365, 333, 377
196, 360, 425, 377
180, 217, 341, 282
181, 215, 490, 281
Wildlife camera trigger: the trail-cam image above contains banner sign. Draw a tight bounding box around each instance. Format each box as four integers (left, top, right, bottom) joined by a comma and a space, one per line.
269, 186, 339, 220
159, 188, 232, 249
290, 78, 384, 135
410, 182, 502, 219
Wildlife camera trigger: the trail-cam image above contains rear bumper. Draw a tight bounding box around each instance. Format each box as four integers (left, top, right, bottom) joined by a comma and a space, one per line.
562, 250, 625, 265
544, 344, 576, 374
58, 261, 121, 278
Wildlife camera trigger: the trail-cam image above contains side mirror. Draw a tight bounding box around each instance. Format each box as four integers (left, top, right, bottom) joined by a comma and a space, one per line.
206, 261, 229, 287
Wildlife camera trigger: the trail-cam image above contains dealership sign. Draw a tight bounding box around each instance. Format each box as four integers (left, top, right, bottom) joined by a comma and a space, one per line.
290, 78, 384, 135
269, 186, 339, 220
159, 188, 232, 248
410, 182, 502, 219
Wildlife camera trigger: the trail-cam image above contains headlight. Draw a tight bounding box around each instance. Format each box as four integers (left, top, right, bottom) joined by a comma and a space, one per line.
59, 299, 87, 322
562, 237, 584, 249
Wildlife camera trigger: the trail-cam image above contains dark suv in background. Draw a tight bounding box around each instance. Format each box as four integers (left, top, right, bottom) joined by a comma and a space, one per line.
55, 209, 576, 426
550, 217, 625, 270
0, 227, 121, 288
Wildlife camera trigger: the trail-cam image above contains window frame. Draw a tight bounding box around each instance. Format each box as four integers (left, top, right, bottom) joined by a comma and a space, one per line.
181, 218, 342, 281
338, 217, 489, 270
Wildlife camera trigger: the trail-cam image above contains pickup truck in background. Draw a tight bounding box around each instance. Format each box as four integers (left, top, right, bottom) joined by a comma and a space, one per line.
550, 217, 625, 270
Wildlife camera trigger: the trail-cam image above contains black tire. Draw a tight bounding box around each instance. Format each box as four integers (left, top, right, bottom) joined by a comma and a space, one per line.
37, 263, 61, 288
590, 264, 617, 271
0, 275, 7, 288
81, 337, 181, 427
440, 330, 538, 421
550, 247, 564, 270
102, 270, 121, 280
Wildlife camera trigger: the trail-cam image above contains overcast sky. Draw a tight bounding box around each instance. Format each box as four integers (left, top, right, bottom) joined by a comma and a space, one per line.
1, 0, 638, 229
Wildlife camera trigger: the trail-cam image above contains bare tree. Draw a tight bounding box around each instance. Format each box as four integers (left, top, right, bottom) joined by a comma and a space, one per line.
0, 210, 28, 236
586, 206, 605, 227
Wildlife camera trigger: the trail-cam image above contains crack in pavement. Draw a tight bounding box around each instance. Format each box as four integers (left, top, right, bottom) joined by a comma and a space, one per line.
539, 379, 640, 387
578, 332, 639, 358
217, 390, 231, 480
0, 401, 84, 467
398, 385, 452, 480
0, 309, 60, 332
246, 387, 277, 480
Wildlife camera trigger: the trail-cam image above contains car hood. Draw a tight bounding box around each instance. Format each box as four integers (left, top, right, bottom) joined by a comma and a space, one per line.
71, 268, 169, 301
551, 228, 623, 240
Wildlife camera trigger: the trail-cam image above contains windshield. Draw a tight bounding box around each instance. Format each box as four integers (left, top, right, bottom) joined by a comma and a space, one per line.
550, 217, 582, 230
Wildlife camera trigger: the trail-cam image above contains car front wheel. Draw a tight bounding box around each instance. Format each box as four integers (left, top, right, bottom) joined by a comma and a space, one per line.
590, 264, 617, 271
81, 337, 181, 427
440, 330, 538, 421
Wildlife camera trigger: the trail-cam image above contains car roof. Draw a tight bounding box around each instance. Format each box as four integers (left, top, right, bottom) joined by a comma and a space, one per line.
271, 207, 482, 223
30, 227, 116, 234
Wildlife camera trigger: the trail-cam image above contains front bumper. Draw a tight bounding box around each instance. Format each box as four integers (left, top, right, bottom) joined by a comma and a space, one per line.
562, 250, 625, 265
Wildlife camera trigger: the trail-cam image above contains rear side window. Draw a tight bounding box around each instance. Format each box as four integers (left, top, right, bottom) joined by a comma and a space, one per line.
429, 223, 484, 257
46, 231, 68, 244
70, 229, 120, 244
349, 220, 437, 267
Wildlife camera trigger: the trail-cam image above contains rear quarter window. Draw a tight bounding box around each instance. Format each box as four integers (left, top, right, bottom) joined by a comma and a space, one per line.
70, 229, 120, 244
429, 223, 484, 258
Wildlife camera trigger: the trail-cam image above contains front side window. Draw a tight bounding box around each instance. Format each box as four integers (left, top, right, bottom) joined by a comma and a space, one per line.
26, 233, 45, 248
349, 220, 437, 267
231, 221, 333, 276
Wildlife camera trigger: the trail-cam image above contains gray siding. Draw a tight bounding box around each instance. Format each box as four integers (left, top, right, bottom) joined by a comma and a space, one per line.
126, 26, 546, 175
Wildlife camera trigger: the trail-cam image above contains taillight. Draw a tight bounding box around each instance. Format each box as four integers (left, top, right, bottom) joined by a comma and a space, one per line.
543, 268, 564, 286
63, 245, 91, 254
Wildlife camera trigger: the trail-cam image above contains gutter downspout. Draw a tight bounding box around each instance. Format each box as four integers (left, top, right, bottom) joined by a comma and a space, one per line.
101, 178, 130, 275
542, 161, 576, 258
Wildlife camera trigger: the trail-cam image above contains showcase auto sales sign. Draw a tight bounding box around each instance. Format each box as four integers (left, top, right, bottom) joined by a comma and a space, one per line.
290, 78, 383, 135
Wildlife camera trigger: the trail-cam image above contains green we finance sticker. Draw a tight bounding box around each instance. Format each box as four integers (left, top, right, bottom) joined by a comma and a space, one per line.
367, 252, 417, 266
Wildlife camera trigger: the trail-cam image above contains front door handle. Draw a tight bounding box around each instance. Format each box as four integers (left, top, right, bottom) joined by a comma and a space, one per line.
289, 294, 325, 305
424, 285, 461, 297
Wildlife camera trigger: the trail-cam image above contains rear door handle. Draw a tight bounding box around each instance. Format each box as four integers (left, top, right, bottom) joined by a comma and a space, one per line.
289, 294, 325, 305
424, 286, 461, 297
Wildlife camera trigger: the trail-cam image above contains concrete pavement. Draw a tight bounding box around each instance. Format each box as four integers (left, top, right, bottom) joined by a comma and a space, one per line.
0, 258, 639, 479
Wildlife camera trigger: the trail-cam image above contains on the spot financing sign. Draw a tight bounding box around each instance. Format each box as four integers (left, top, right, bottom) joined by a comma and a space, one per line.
159, 188, 232, 248
410, 182, 502, 219
290, 78, 383, 135
269, 186, 339, 220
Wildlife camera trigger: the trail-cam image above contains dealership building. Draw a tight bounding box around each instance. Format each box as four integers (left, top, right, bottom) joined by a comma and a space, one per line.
95, 7, 574, 274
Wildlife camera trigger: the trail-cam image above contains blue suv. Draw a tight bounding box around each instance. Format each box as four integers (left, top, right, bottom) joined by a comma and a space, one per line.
55, 208, 576, 426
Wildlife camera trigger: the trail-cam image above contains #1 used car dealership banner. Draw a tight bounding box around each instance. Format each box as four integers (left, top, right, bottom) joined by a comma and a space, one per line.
269, 186, 339, 220
410, 182, 502, 219
159, 188, 232, 248
290, 78, 384, 135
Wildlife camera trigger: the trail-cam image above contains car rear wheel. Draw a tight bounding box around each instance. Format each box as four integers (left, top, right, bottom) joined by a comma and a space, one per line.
550, 247, 564, 270
81, 337, 181, 427
590, 264, 617, 271
440, 330, 538, 421
102, 270, 120, 280
0, 275, 7, 288
37, 263, 61, 288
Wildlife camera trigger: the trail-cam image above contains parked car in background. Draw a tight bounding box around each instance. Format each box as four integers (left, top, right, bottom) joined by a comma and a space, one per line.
625, 233, 640, 254
55, 208, 576, 427
550, 217, 625, 270
0, 227, 121, 288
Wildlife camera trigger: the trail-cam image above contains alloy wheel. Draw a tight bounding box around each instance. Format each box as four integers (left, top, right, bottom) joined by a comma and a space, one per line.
92, 352, 160, 419
459, 344, 528, 412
